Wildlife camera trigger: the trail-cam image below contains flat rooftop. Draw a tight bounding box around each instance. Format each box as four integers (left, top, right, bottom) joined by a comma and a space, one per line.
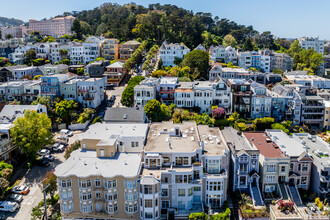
78, 123, 149, 140
159, 77, 178, 85
222, 67, 249, 73
244, 132, 287, 159
198, 125, 228, 155
222, 127, 258, 153
266, 130, 307, 157
54, 150, 141, 178
293, 133, 330, 167
144, 121, 200, 153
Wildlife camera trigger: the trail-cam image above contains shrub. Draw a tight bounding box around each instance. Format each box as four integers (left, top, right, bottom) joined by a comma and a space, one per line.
189, 212, 207, 219
212, 107, 226, 119
64, 141, 81, 160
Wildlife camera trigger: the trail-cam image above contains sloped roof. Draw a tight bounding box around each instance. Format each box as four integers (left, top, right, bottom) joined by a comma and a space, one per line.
104, 107, 146, 123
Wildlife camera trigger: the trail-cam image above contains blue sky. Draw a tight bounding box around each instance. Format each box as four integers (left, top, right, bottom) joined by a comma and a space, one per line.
3, 0, 329, 39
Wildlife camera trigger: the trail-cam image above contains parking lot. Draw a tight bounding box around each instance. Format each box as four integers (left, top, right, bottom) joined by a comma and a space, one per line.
2, 131, 82, 220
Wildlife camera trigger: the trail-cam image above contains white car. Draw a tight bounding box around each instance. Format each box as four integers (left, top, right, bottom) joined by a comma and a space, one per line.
0, 201, 20, 212
60, 129, 73, 137
8, 194, 23, 203
11, 185, 30, 195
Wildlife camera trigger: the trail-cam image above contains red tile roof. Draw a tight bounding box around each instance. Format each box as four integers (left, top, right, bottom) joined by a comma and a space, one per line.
244, 132, 287, 158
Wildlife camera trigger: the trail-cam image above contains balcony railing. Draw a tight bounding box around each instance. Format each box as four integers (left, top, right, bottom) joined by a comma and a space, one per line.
159, 89, 175, 93
78, 89, 89, 93
83, 96, 95, 100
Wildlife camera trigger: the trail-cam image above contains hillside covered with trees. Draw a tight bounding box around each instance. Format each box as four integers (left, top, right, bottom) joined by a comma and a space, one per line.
64, 3, 287, 50
0, 16, 24, 27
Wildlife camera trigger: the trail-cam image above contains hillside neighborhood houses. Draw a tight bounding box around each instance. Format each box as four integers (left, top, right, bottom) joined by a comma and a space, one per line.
1, 11, 330, 220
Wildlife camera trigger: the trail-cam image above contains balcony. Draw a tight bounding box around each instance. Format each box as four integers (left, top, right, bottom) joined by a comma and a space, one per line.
83, 96, 94, 100
78, 89, 89, 93
159, 89, 175, 94
41, 91, 57, 95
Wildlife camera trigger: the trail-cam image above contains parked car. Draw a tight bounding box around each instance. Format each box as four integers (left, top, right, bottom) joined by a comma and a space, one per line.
42, 154, 54, 162
60, 129, 73, 137
110, 95, 116, 102
53, 144, 65, 153
7, 194, 23, 203
36, 158, 50, 167
55, 136, 69, 144
0, 201, 20, 212
11, 186, 30, 195
37, 149, 51, 156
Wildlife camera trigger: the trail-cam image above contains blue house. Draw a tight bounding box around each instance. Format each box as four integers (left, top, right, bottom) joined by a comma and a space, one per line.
40, 74, 69, 98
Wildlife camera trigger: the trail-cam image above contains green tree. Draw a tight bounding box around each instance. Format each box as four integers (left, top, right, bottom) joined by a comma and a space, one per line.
223, 34, 237, 47
64, 141, 81, 160
173, 57, 183, 66
271, 123, 289, 134
71, 19, 83, 40
181, 50, 210, 80
59, 59, 70, 65
243, 37, 253, 51
24, 49, 36, 64
33, 75, 43, 80
55, 100, 76, 122
5, 34, 13, 39
144, 99, 165, 122
59, 49, 68, 59
92, 116, 102, 124
10, 110, 53, 161
151, 70, 167, 78
42, 36, 56, 43
0, 178, 9, 200
42, 171, 57, 199
253, 117, 275, 131
32, 96, 52, 113
77, 67, 84, 75
121, 76, 145, 107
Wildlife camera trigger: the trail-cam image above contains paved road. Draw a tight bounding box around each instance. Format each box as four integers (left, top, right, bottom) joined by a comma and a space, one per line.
5, 131, 82, 220
106, 86, 126, 108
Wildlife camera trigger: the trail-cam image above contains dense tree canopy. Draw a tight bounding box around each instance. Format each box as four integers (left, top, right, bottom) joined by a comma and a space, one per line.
181, 50, 210, 80
61, 3, 270, 49
10, 110, 53, 161
121, 76, 145, 107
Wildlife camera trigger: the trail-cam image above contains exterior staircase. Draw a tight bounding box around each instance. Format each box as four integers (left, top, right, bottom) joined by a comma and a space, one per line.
250, 183, 263, 206
288, 185, 302, 206
279, 183, 289, 200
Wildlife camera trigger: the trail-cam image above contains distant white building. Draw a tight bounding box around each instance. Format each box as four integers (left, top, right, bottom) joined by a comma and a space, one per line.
12, 66, 42, 80
70, 43, 100, 64
134, 78, 159, 107
298, 37, 324, 55
159, 41, 190, 66
209, 45, 237, 65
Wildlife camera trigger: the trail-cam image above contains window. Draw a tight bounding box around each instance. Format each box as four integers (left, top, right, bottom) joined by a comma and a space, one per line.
239, 176, 246, 186
208, 181, 223, 191
188, 188, 193, 196
95, 191, 101, 199
183, 157, 189, 165
145, 213, 153, 219
145, 199, 153, 208
267, 165, 276, 172
61, 179, 72, 188
301, 164, 309, 172
162, 201, 170, 208
301, 177, 307, 185
100, 149, 104, 157
281, 166, 285, 172
80, 204, 88, 213
208, 159, 220, 173
113, 180, 117, 188
178, 189, 185, 197
162, 188, 168, 197
95, 179, 101, 187
144, 185, 153, 194
266, 175, 276, 183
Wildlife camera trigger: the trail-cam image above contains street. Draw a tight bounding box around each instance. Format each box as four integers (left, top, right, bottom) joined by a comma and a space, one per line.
4, 131, 82, 220
106, 85, 126, 108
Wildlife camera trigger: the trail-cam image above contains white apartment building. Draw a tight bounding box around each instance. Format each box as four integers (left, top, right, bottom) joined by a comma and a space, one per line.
238, 52, 252, 69
225, 46, 238, 65
42, 64, 68, 75
249, 81, 272, 118
209, 45, 226, 63
260, 55, 270, 73
298, 37, 324, 55
159, 41, 190, 67
70, 43, 100, 64
286, 74, 330, 89
28, 16, 75, 36
10, 44, 37, 64
134, 78, 159, 107
36, 43, 50, 59
76, 77, 106, 108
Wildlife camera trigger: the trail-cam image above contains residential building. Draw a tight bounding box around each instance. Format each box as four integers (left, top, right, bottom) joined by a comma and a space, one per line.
218, 67, 266, 84
249, 81, 272, 119
68, 65, 84, 74
10, 44, 36, 64
159, 41, 190, 67
104, 107, 147, 124
272, 52, 293, 72
104, 61, 127, 86
35, 43, 50, 59
59, 77, 84, 101
0, 65, 25, 82
1, 25, 27, 40
174, 82, 194, 109
324, 100, 330, 129
0, 104, 47, 163
84, 60, 110, 78
225, 46, 238, 65
48, 42, 67, 63
194, 44, 206, 51
101, 38, 119, 60
238, 52, 252, 69
298, 37, 324, 55
209, 45, 226, 63
244, 132, 290, 198
0, 45, 16, 59
28, 16, 75, 36
300, 94, 324, 128
324, 54, 330, 69
209, 63, 222, 81
286, 74, 330, 89
292, 133, 330, 199
119, 40, 141, 60
40, 74, 69, 98
76, 77, 106, 108
22, 80, 41, 102
222, 127, 262, 206
12, 66, 43, 80
158, 77, 178, 105
134, 78, 159, 107
265, 74, 282, 85
70, 43, 100, 64
42, 64, 68, 75
266, 130, 313, 192
227, 79, 252, 118
142, 121, 229, 218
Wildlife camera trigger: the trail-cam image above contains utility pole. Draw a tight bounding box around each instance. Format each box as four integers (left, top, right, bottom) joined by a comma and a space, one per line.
39, 182, 50, 220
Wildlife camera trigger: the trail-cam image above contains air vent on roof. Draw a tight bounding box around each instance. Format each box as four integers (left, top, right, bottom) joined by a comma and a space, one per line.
123, 114, 127, 119
251, 138, 254, 141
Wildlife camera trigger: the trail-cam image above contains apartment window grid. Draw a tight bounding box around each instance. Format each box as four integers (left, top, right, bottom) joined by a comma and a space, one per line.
60, 191, 73, 201
207, 181, 223, 191
105, 203, 118, 213
78, 179, 91, 188
60, 179, 72, 188
207, 159, 221, 173
124, 180, 137, 189
266, 175, 276, 183
266, 164, 276, 172
103, 179, 117, 189
104, 191, 118, 201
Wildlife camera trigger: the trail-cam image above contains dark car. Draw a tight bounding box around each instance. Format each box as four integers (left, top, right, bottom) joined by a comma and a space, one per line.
110, 95, 116, 102
42, 154, 54, 162
36, 159, 50, 167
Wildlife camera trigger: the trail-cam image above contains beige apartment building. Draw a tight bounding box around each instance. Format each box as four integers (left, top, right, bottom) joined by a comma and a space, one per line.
100, 39, 119, 60
29, 16, 75, 36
